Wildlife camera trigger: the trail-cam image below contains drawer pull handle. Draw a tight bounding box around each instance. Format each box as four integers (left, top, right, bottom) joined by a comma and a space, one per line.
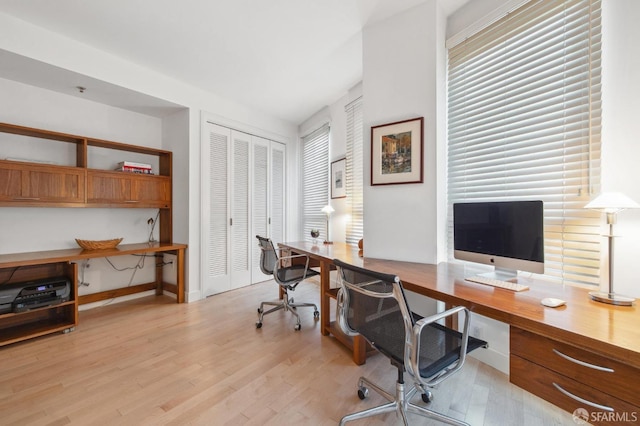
14, 197, 41, 201
552, 382, 614, 412
552, 349, 614, 372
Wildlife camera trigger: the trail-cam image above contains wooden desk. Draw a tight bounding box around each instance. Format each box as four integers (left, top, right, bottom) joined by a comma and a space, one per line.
0, 242, 187, 304
0, 242, 187, 347
280, 241, 640, 420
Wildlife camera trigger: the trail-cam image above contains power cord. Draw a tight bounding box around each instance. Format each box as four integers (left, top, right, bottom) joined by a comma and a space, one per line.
148, 210, 160, 243
0, 266, 19, 285
79, 260, 91, 287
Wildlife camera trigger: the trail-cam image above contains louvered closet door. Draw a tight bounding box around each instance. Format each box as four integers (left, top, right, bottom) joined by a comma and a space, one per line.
230, 131, 252, 289
202, 122, 231, 296
202, 121, 287, 294
252, 137, 271, 283
270, 142, 286, 245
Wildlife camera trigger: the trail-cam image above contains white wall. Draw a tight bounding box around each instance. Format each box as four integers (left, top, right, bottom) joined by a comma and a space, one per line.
0, 77, 164, 250
0, 11, 298, 303
0, 77, 170, 305
362, 0, 442, 264
601, 0, 640, 299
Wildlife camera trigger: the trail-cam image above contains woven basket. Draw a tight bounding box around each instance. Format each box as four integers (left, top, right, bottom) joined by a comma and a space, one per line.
75, 238, 123, 250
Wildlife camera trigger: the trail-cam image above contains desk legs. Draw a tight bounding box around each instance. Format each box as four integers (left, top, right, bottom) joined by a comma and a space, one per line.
175, 247, 185, 303
320, 259, 331, 336
319, 258, 366, 365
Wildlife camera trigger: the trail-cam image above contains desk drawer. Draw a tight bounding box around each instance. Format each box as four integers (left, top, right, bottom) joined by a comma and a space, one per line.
511, 356, 638, 425
511, 327, 639, 407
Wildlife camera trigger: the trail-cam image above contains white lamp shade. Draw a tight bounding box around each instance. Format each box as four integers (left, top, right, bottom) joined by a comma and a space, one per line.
585, 192, 640, 213
321, 205, 335, 215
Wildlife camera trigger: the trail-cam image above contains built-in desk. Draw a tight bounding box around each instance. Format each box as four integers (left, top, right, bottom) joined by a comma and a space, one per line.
280, 241, 640, 422
0, 242, 186, 347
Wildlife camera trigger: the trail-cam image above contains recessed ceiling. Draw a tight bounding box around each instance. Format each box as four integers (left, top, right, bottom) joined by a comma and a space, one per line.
0, 0, 469, 124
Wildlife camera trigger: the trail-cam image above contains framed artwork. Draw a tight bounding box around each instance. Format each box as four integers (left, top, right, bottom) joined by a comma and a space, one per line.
331, 157, 346, 199
371, 117, 424, 185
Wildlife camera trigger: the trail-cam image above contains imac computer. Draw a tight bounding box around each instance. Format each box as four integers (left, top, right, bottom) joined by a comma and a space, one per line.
453, 200, 544, 283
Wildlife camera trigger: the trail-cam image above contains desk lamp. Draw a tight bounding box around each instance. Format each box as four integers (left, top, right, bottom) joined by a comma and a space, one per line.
585, 192, 639, 306
321, 205, 335, 244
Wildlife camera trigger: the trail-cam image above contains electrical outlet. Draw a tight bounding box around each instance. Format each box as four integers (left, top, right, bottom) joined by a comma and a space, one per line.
164, 253, 177, 271
472, 325, 482, 339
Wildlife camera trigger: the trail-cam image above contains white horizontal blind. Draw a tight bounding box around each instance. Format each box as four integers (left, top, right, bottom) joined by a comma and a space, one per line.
302, 124, 329, 242
447, 0, 602, 286
345, 97, 364, 245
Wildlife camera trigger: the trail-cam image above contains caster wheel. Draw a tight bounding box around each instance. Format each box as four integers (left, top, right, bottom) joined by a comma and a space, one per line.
357, 387, 369, 400
256, 322, 262, 328
294, 323, 301, 331
421, 391, 433, 403
313, 311, 319, 319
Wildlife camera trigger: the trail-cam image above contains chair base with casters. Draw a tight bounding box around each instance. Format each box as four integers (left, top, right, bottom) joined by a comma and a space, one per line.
341, 365, 466, 426
334, 258, 487, 426
256, 286, 319, 331
255, 235, 320, 331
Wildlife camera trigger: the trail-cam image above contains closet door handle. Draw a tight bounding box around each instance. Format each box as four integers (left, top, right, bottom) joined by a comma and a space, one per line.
552, 383, 614, 412
552, 349, 614, 372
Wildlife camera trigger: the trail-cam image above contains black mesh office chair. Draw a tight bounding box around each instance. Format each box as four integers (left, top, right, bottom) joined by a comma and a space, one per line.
255, 235, 320, 331
334, 259, 487, 426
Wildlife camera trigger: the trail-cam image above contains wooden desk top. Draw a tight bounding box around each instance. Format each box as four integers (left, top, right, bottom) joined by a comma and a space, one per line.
0, 242, 188, 268
280, 241, 640, 369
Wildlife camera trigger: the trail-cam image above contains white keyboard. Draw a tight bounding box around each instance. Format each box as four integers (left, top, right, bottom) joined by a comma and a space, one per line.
465, 276, 529, 292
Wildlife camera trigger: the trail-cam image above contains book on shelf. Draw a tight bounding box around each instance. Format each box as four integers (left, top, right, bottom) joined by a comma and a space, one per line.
117, 160, 152, 169
115, 166, 154, 174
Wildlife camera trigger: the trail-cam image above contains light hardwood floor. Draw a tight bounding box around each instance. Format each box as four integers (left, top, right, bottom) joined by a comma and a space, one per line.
0, 280, 581, 425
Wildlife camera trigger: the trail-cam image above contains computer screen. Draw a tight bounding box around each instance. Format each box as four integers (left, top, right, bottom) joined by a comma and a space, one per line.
453, 200, 544, 278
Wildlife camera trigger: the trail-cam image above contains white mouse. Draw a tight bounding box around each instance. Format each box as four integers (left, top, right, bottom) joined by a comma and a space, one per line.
541, 297, 566, 308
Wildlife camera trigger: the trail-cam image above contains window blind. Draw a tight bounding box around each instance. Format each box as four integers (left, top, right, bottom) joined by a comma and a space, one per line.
447, 0, 602, 286
345, 97, 364, 245
302, 124, 330, 242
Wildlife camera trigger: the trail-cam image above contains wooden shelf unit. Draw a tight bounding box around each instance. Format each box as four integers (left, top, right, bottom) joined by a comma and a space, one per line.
0, 122, 173, 242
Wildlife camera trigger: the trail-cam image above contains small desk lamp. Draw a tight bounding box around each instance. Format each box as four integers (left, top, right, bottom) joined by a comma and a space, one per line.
585, 192, 640, 306
321, 205, 335, 244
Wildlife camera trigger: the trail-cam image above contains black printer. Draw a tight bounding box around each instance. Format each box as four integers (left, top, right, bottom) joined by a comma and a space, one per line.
0, 277, 71, 314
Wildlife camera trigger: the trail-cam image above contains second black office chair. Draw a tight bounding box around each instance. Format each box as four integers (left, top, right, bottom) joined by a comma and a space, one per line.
334, 258, 487, 425
255, 235, 320, 331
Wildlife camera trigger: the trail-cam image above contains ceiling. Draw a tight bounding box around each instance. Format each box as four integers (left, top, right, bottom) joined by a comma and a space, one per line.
0, 0, 469, 124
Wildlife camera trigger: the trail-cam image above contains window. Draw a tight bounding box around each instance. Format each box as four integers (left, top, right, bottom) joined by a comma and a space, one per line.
301, 124, 330, 241
345, 97, 364, 245
447, 0, 602, 286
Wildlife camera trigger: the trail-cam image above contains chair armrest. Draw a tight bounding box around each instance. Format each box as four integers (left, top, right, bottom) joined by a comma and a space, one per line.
278, 253, 311, 262
335, 288, 360, 337
408, 305, 471, 387
276, 247, 309, 267
273, 253, 313, 283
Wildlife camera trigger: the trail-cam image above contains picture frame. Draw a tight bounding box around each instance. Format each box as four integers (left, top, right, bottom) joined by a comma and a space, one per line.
370, 117, 424, 186
331, 157, 347, 199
